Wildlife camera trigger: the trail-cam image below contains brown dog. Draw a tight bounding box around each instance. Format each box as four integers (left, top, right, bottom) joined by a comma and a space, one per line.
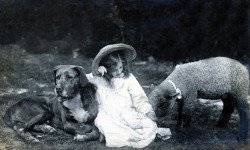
3, 65, 99, 143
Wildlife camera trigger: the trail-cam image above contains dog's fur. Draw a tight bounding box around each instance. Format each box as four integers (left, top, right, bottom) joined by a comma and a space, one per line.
3, 65, 99, 143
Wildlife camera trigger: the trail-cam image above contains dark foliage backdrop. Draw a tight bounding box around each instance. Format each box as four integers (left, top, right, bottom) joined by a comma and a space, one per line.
0, 0, 249, 61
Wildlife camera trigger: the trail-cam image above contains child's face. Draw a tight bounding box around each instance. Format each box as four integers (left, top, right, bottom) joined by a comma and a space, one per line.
110, 61, 123, 78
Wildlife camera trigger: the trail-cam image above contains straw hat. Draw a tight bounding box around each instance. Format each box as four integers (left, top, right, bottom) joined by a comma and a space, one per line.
92, 43, 137, 75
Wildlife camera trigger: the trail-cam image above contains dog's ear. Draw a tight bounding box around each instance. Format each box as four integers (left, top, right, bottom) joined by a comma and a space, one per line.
73, 66, 89, 87
150, 84, 155, 91
53, 65, 63, 85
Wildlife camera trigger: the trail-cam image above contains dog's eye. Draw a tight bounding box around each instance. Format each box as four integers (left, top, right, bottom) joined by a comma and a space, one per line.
164, 96, 171, 99
68, 76, 74, 79
56, 75, 60, 79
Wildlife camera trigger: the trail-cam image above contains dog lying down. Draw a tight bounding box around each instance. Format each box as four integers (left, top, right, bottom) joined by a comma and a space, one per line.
3, 65, 100, 143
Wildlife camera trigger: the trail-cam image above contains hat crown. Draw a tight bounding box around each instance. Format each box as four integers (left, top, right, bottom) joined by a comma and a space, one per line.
92, 43, 137, 76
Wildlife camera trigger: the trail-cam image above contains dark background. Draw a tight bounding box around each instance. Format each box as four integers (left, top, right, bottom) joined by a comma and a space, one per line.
0, 0, 249, 62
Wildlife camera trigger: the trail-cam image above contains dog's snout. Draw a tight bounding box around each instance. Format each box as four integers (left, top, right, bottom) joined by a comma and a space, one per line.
56, 87, 62, 92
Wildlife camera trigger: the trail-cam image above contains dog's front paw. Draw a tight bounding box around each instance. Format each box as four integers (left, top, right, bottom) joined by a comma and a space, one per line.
80, 124, 92, 133
27, 134, 40, 143
74, 134, 87, 141
30, 138, 40, 143
33, 124, 56, 134
46, 126, 56, 134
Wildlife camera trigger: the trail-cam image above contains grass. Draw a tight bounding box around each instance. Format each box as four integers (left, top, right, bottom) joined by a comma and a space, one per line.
0, 44, 250, 150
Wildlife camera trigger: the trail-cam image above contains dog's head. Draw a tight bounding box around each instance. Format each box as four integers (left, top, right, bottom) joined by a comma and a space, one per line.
53, 65, 88, 102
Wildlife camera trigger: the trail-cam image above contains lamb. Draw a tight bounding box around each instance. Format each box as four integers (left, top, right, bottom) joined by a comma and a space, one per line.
148, 57, 249, 143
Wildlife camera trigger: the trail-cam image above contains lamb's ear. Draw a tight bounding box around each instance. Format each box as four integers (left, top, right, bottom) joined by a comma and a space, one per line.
73, 66, 89, 87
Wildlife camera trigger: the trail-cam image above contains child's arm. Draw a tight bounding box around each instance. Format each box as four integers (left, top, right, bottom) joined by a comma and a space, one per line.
128, 74, 155, 116
97, 66, 107, 76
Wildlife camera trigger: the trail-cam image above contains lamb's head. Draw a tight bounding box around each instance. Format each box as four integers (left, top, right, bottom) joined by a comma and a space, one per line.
148, 82, 180, 117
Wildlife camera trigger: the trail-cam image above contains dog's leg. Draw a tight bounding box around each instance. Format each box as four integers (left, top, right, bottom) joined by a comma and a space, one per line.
63, 122, 92, 135
32, 123, 56, 134
74, 127, 100, 142
14, 125, 39, 143
25, 112, 51, 129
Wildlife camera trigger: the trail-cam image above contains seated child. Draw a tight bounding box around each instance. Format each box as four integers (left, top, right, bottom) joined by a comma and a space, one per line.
87, 43, 171, 148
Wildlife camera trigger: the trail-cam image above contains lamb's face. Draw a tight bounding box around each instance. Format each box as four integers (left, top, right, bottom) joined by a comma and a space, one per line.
149, 87, 175, 117
149, 90, 173, 117
157, 95, 175, 117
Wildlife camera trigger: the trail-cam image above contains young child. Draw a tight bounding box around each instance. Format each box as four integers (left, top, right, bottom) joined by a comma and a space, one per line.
87, 43, 171, 148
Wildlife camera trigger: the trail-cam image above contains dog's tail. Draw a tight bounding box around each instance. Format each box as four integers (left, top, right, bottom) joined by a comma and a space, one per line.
3, 106, 15, 129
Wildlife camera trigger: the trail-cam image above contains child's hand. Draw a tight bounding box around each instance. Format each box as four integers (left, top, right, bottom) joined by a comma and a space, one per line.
98, 66, 107, 76
146, 111, 157, 121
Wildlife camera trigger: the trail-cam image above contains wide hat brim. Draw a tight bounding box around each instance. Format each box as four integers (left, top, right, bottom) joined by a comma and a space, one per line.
92, 43, 137, 76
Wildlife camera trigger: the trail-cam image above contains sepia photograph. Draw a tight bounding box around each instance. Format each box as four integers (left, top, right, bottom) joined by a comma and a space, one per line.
0, 0, 249, 149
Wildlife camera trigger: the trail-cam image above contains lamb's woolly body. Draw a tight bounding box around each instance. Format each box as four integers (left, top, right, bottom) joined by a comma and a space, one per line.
149, 57, 249, 143
150, 57, 249, 109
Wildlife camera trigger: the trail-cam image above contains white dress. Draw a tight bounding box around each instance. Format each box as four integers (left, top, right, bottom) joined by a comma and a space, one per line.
87, 73, 171, 148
